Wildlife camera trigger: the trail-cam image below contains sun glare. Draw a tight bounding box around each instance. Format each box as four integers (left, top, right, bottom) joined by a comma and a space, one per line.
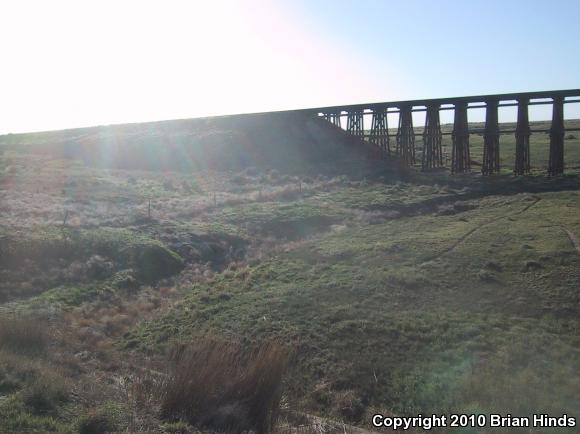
0, 0, 397, 134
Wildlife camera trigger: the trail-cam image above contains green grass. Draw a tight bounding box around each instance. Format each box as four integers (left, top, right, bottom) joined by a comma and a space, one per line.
310, 182, 459, 211
125, 190, 580, 430
414, 119, 580, 173
0, 226, 183, 282
2, 120, 580, 432
0, 395, 76, 434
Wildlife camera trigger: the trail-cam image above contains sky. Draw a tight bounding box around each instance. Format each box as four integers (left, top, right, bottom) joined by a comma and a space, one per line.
0, 0, 579, 134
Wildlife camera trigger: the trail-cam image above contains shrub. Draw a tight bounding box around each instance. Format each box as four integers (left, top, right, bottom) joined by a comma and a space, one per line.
77, 402, 123, 434
0, 316, 49, 356
22, 372, 69, 414
161, 420, 194, 434
78, 410, 117, 434
125, 243, 184, 283
160, 336, 289, 434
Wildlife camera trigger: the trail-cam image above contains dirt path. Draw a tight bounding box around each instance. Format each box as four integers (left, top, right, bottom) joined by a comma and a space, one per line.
422, 196, 542, 263
561, 227, 580, 255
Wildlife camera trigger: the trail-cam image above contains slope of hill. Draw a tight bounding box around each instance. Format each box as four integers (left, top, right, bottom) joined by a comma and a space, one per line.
0, 114, 579, 433
0, 112, 383, 174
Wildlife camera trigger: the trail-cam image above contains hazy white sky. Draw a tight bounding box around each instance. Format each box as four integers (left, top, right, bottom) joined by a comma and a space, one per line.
0, 0, 402, 133
1, 0, 579, 134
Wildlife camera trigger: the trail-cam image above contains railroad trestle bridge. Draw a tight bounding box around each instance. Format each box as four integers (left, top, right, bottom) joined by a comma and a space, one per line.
312, 89, 580, 175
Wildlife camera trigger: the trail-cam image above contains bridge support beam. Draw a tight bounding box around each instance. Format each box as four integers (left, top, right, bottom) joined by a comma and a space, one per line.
346, 110, 364, 140
369, 109, 390, 158
514, 98, 531, 175
451, 102, 470, 174
324, 111, 342, 128
422, 104, 443, 170
396, 105, 415, 166
548, 96, 565, 176
482, 99, 500, 175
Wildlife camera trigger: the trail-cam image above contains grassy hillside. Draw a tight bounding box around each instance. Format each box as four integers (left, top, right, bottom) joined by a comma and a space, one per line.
126, 188, 580, 421
0, 115, 579, 433
0, 113, 379, 175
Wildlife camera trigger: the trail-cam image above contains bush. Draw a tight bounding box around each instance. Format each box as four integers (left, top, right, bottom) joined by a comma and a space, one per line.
78, 410, 117, 434
0, 316, 49, 356
161, 420, 194, 433
22, 372, 69, 414
77, 402, 123, 434
125, 243, 184, 283
160, 337, 289, 434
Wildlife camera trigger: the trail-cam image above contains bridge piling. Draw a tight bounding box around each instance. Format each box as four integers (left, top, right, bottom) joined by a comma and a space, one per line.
396, 105, 415, 166
482, 99, 500, 175
451, 102, 470, 174
514, 98, 531, 175
422, 104, 443, 170
548, 96, 565, 176
316, 89, 579, 175
369, 109, 390, 158
324, 111, 342, 128
346, 110, 364, 140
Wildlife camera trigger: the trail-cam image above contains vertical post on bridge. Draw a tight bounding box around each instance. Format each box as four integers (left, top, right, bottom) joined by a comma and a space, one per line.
451, 102, 470, 174
369, 108, 390, 158
331, 111, 341, 128
548, 96, 565, 176
482, 99, 500, 175
422, 104, 443, 170
346, 110, 364, 140
396, 105, 415, 166
514, 98, 531, 175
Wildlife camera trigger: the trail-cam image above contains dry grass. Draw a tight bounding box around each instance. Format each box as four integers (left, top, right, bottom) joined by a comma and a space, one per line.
160, 336, 290, 434
0, 315, 50, 356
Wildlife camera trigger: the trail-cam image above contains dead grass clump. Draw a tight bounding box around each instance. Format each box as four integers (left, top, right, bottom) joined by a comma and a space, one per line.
0, 316, 50, 356
160, 337, 289, 434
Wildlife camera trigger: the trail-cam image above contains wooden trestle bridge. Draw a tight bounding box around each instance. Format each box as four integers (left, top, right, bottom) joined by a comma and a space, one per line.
312, 89, 580, 175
